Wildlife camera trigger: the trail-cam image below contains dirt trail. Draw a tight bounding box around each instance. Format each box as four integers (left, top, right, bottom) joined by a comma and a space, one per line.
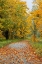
0, 40, 42, 64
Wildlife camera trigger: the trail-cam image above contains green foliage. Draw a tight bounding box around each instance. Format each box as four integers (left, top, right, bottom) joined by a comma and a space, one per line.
29, 40, 42, 57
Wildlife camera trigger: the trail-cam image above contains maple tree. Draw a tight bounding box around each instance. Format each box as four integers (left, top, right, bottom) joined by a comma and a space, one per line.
34, 0, 42, 42
26, 0, 42, 42
35, 0, 42, 38
0, 0, 29, 39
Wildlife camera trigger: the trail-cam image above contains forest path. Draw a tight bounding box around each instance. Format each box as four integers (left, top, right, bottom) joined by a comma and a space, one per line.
0, 40, 42, 64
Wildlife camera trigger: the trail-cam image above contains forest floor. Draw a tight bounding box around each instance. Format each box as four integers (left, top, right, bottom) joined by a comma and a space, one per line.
0, 40, 42, 64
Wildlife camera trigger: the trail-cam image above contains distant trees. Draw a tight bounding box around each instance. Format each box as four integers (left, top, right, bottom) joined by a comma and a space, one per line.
28, 0, 42, 42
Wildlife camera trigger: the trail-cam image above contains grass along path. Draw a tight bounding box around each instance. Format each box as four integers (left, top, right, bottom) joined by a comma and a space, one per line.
0, 38, 23, 48
29, 41, 42, 59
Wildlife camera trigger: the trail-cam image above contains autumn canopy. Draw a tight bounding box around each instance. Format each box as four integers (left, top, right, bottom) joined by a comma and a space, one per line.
0, 0, 42, 41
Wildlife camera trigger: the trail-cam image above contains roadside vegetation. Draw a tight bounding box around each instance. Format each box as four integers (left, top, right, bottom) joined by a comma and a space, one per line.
0, 38, 23, 48
29, 38, 42, 58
